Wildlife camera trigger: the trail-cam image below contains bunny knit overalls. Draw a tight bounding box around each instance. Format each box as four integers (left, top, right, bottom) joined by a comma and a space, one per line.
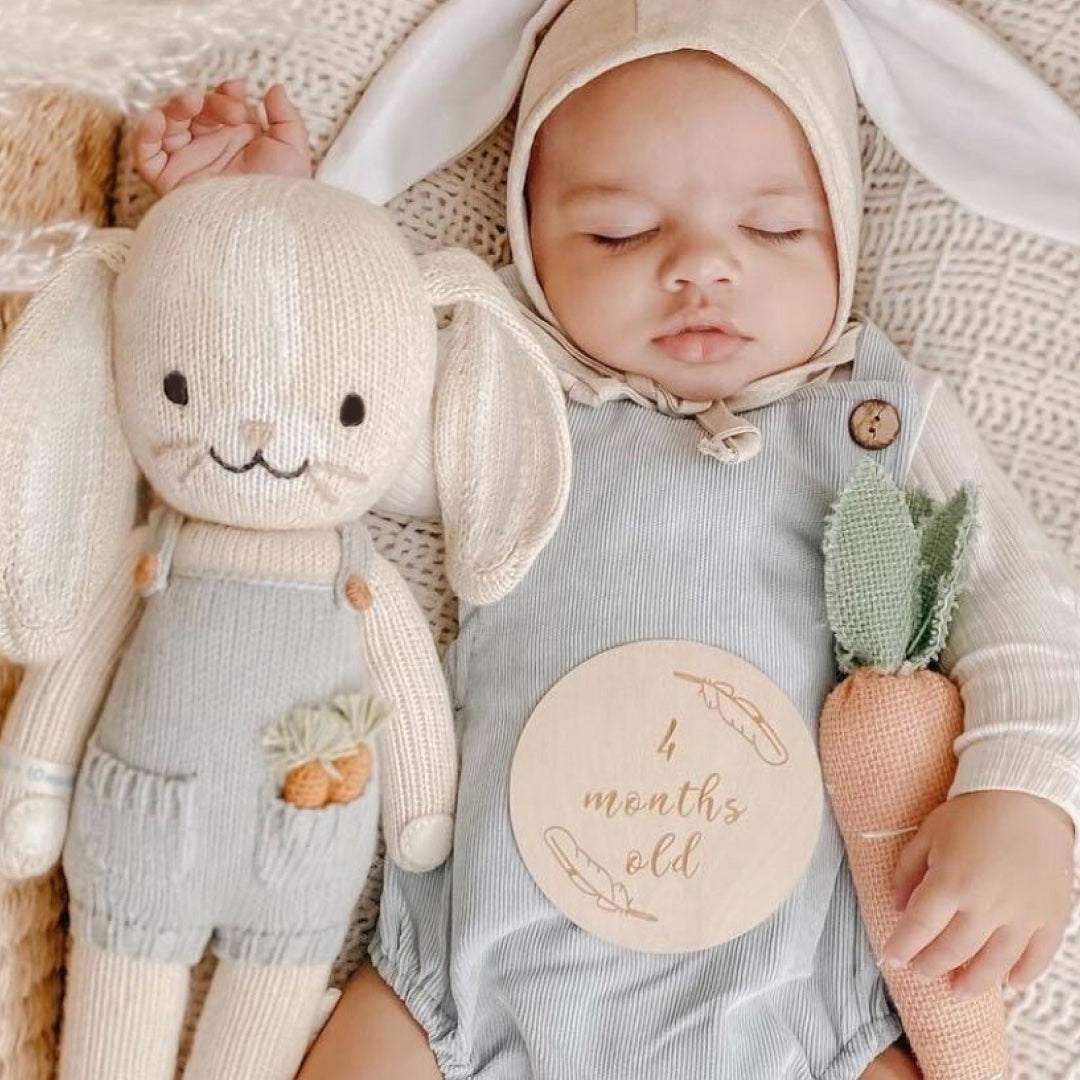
373, 321, 924, 1080
63, 512, 381, 967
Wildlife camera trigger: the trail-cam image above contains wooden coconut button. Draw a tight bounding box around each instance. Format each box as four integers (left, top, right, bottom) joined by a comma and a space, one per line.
849, 400, 901, 451
344, 575, 373, 612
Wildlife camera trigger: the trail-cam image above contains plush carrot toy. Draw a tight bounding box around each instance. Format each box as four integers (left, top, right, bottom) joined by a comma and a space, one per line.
264, 693, 392, 810
818, 461, 1008, 1080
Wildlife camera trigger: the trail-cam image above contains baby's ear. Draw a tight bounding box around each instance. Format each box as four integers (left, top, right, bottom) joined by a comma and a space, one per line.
0, 230, 139, 663
422, 248, 571, 605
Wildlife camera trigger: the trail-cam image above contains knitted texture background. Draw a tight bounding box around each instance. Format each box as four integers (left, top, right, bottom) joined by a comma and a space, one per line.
1, 0, 1079, 1075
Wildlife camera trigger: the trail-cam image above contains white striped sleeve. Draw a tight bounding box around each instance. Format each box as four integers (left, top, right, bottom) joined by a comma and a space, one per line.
907, 366, 1080, 839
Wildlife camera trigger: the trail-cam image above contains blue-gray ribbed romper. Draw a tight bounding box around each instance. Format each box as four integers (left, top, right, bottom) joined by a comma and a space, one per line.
373, 321, 923, 1079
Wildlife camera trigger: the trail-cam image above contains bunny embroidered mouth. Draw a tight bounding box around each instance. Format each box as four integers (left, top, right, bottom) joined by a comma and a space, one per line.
209, 448, 310, 480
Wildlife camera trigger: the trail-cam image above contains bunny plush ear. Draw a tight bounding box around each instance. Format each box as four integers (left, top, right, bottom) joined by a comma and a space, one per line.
424, 249, 572, 606
0, 230, 139, 663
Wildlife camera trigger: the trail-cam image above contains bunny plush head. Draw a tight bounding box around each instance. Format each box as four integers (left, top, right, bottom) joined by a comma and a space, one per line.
0, 176, 571, 662
117, 176, 445, 531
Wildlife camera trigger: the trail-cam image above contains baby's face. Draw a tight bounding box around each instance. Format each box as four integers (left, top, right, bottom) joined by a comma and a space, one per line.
527, 51, 839, 400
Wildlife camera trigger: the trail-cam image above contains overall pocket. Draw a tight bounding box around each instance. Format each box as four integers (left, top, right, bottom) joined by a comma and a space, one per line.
67, 737, 197, 885
254, 780, 380, 891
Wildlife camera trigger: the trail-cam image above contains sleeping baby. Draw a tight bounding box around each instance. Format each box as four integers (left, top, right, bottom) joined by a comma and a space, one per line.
134, 0, 1080, 1077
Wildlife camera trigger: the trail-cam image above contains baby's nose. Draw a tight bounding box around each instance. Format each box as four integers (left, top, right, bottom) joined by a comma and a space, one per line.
662, 238, 739, 292
241, 420, 275, 453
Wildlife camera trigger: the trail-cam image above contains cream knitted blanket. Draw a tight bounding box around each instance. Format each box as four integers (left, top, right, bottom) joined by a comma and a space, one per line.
2, 0, 1079, 1075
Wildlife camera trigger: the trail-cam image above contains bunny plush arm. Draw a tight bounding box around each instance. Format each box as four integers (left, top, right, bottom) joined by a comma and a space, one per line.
0, 525, 147, 881
363, 551, 457, 871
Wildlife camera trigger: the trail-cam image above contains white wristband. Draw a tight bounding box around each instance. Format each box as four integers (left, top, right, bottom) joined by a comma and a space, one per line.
0, 749, 75, 797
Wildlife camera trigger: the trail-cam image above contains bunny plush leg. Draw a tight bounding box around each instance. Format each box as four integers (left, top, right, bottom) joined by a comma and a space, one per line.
182, 959, 332, 1080
58, 939, 190, 1080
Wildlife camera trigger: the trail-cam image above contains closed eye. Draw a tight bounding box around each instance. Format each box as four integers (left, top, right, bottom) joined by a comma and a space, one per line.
742, 227, 805, 245
588, 228, 660, 252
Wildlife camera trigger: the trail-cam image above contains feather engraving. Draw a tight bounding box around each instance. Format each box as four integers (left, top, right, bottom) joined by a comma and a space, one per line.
543, 827, 658, 922
675, 672, 789, 766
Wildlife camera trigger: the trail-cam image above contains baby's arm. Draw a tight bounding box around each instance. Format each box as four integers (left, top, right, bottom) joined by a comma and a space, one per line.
133, 79, 311, 195
881, 369, 1079, 997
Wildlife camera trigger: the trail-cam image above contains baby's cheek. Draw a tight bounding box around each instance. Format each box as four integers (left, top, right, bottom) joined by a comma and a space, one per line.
548, 257, 626, 337
770, 264, 838, 361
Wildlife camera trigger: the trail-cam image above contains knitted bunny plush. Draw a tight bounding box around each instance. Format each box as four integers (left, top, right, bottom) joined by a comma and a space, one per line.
0, 175, 570, 1080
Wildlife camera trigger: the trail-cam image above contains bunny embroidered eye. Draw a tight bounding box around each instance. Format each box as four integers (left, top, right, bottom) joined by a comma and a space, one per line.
340, 393, 366, 427
164, 371, 189, 407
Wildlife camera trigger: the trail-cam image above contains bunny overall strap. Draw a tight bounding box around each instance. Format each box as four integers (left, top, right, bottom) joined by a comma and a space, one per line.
373, 322, 923, 1080
0, 176, 569, 1080
63, 507, 381, 966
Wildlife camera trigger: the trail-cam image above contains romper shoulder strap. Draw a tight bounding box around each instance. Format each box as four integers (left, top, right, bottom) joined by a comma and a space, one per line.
849, 317, 913, 388
135, 505, 184, 598
334, 517, 378, 612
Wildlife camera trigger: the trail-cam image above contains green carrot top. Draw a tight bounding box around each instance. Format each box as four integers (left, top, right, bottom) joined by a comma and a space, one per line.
822, 460, 978, 676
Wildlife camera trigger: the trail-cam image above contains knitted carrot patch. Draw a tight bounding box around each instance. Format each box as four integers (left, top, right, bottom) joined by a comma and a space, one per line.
264, 694, 391, 809
329, 694, 392, 804
819, 461, 1008, 1080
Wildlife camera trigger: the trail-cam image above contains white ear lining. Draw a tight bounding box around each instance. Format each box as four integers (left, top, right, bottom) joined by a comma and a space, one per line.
318, 0, 1080, 249
317, 0, 569, 205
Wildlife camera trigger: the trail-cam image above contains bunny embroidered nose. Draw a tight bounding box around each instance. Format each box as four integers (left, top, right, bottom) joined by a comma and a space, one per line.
242, 421, 275, 453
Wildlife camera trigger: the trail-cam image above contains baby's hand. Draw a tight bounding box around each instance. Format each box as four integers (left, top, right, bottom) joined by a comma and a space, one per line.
881, 790, 1076, 1000
133, 79, 312, 196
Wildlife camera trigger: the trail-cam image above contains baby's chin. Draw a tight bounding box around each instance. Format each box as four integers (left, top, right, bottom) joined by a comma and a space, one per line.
636, 341, 820, 402
632, 354, 764, 403
578, 337, 810, 402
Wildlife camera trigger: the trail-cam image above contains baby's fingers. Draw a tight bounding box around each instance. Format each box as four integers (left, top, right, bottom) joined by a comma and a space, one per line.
951, 925, 1030, 1001
882, 873, 959, 969
264, 84, 309, 154
192, 79, 252, 134
892, 823, 932, 912
132, 107, 169, 182
161, 88, 207, 146
908, 910, 994, 980
1009, 925, 1061, 991
133, 88, 202, 185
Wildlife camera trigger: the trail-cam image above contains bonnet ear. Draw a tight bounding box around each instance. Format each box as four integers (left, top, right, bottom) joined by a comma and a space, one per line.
317, 0, 569, 204
0, 230, 139, 663
824, 0, 1080, 247
422, 248, 571, 606
319, 0, 1080, 249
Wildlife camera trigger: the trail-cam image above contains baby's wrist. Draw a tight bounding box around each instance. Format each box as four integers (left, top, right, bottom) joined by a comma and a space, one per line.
955, 787, 1076, 837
